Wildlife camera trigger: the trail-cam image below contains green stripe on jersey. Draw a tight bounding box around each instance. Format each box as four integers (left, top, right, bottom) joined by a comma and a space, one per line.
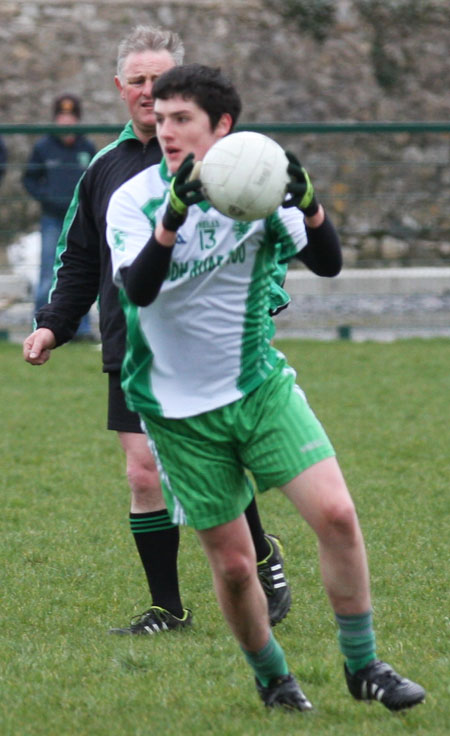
238, 210, 297, 394
119, 291, 164, 417
238, 237, 278, 394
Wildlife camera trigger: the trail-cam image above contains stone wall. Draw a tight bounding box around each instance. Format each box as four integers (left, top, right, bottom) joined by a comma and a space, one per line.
1, 0, 449, 266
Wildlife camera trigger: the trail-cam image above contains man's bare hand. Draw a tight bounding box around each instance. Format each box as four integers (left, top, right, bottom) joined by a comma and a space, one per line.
23, 328, 57, 365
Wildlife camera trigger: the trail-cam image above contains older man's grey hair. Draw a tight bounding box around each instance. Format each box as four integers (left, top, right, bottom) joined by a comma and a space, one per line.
117, 25, 185, 80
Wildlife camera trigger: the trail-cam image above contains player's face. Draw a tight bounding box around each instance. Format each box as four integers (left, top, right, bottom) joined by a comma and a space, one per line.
155, 96, 231, 174
114, 50, 176, 142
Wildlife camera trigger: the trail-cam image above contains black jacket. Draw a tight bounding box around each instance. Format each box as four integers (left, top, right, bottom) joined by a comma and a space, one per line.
22, 134, 96, 218
35, 122, 162, 371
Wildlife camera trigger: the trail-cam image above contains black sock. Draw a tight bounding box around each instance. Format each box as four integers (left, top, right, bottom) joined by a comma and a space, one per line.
244, 497, 270, 562
129, 510, 183, 618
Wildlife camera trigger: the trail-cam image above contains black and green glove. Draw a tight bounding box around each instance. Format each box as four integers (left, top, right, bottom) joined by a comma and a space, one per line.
162, 153, 204, 231
282, 151, 319, 217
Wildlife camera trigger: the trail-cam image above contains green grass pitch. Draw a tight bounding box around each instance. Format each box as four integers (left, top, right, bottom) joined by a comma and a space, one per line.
1, 338, 448, 735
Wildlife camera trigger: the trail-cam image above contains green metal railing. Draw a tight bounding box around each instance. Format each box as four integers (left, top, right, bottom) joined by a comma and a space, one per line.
1, 120, 449, 340
1, 120, 448, 258
1, 122, 450, 136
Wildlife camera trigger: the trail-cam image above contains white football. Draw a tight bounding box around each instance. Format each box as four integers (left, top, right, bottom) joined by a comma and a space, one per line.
199, 131, 289, 221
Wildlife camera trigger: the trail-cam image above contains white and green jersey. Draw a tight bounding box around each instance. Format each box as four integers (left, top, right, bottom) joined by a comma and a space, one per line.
106, 159, 307, 419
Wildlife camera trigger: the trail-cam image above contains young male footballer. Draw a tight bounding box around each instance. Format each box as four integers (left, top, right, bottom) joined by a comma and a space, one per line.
105, 63, 425, 713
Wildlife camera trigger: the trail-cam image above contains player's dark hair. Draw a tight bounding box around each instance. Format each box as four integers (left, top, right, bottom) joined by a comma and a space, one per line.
152, 64, 242, 132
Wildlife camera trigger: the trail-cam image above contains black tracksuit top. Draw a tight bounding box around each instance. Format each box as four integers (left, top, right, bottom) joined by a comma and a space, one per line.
36, 122, 162, 372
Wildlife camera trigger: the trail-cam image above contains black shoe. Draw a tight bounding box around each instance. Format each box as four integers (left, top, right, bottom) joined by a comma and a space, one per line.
344, 660, 425, 711
109, 606, 193, 635
256, 673, 313, 711
257, 534, 292, 626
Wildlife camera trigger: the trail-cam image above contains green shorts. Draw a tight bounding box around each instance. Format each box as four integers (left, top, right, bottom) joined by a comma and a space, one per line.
140, 358, 335, 529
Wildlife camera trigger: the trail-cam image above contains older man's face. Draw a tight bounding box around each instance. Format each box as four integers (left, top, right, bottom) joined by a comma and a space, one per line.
114, 49, 176, 142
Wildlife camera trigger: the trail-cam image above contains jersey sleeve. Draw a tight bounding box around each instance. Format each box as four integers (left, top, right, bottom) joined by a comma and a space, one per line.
270, 205, 308, 262
106, 185, 153, 288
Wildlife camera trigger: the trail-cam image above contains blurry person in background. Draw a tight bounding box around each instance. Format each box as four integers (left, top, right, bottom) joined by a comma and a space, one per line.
22, 94, 96, 339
